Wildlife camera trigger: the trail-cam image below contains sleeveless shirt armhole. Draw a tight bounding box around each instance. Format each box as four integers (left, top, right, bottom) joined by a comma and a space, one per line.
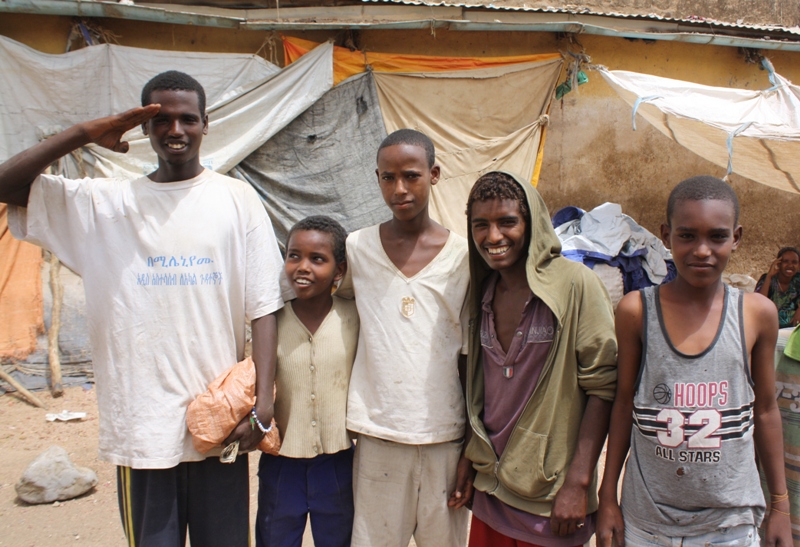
633, 289, 649, 393
737, 289, 755, 388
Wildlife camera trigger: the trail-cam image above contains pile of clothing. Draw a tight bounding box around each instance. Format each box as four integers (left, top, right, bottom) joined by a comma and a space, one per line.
552, 203, 676, 307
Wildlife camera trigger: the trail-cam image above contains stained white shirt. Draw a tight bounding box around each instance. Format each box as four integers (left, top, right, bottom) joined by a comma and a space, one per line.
341, 225, 469, 444
9, 170, 292, 468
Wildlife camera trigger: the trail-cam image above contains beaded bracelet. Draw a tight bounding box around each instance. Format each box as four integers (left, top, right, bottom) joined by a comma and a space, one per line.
250, 407, 273, 434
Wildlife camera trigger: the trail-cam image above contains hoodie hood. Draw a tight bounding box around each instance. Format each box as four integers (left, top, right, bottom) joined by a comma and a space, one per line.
467, 171, 566, 323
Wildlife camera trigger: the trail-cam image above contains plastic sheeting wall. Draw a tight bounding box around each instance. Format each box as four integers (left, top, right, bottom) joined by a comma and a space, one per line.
0, 205, 43, 360
598, 67, 800, 194
230, 72, 390, 247
0, 35, 334, 179
374, 58, 563, 237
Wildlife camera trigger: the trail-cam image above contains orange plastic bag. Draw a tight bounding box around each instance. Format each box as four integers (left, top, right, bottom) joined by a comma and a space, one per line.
186, 357, 281, 455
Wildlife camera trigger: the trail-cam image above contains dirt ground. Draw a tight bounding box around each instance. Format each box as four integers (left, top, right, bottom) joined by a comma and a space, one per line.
0, 385, 318, 547
1, 386, 602, 547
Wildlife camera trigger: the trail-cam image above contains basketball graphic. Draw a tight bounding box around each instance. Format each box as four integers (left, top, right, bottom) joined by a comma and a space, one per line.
653, 383, 672, 404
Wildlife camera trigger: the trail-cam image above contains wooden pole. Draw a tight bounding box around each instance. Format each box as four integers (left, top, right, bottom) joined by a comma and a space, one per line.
48, 253, 64, 397
0, 368, 47, 408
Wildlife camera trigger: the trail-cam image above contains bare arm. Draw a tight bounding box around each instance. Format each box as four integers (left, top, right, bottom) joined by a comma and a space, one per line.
251, 313, 278, 427
550, 395, 612, 536
748, 294, 792, 547
0, 105, 160, 207
596, 291, 643, 547
224, 313, 278, 452
448, 353, 475, 509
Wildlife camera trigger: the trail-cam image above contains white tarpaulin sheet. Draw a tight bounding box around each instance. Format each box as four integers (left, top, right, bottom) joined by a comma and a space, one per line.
0, 36, 334, 178
374, 58, 563, 237
598, 67, 800, 193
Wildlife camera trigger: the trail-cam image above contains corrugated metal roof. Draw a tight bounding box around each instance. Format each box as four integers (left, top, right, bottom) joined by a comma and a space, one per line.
363, 0, 800, 36
1, 0, 799, 48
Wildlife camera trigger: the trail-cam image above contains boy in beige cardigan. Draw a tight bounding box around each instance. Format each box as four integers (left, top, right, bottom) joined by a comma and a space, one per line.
255, 216, 359, 547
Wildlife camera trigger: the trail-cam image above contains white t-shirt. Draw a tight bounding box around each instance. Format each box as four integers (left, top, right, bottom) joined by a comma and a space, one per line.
9, 170, 292, 468
342, 225, 469, 444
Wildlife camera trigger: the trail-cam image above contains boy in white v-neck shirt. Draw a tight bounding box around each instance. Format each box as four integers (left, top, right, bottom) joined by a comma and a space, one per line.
337, 129, 472, 546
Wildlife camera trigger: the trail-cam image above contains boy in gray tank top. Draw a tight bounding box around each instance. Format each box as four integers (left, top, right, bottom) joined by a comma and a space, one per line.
596, 176, 791, 547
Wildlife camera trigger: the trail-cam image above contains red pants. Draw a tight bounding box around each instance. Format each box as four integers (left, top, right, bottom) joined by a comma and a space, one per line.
469, 514, 582, 547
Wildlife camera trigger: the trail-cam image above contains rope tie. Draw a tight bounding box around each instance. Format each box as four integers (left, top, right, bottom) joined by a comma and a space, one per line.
631, 95, 662, 130
726, 121, 754, 176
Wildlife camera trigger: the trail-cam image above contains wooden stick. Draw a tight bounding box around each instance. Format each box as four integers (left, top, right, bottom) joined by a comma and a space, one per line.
48, 253, 64, 398
0, 368, 47, 408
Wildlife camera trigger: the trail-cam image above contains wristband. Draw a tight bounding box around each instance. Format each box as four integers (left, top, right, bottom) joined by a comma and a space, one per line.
771, 492, 789, 503
250, 407, 273, 434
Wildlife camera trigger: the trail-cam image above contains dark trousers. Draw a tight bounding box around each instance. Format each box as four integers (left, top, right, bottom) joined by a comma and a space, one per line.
117, 455, 250, 547
255, 446, 354, 547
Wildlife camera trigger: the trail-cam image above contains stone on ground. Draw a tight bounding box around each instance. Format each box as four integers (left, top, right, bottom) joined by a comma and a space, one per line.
15, 446, 98, 504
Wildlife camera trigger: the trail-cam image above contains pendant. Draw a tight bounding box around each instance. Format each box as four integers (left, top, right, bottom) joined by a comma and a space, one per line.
503, 365, 514, 379
401, 296, 415, 318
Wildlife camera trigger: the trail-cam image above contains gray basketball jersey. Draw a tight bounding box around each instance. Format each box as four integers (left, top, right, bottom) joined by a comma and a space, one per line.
620, 285, 765, 536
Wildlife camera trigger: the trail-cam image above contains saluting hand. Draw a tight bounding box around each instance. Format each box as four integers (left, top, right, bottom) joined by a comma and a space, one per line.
83, 104, 161, 153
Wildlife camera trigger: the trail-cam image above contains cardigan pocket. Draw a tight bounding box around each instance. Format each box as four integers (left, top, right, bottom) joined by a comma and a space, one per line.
498, 429, 558, 500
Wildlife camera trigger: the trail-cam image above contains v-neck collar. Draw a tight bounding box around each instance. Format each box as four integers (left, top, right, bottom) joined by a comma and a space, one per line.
373, 225, 454, 282
286, 298, 336, 337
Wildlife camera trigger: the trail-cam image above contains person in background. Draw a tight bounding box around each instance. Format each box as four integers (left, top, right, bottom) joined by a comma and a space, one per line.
757, 247, 800, 328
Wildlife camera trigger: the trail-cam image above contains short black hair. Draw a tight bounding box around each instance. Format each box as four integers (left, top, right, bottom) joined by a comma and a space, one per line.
667, 175, 740, 225
466, 171, 530, 224
287, 215, 347, 264
141, 71, 206, 117
377, 129, 435, 168
778, 247, 800, 260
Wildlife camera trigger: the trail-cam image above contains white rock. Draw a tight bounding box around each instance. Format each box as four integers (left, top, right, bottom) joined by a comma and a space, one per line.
15, 446, 98, 504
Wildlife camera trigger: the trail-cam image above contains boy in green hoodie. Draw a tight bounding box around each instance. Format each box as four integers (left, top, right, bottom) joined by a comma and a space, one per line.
464, 171, 617, 546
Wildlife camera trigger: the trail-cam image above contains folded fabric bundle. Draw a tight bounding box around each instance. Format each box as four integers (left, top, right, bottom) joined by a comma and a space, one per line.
186, 357, 281, 455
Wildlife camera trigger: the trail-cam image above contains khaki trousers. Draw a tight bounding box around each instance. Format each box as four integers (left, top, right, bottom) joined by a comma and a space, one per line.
351, 434, 469, 547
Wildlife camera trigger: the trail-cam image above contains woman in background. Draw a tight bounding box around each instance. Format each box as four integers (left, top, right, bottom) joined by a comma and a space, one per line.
757, 246, 800, 328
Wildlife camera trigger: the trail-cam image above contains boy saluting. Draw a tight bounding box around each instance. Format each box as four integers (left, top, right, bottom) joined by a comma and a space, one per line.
597, 176, 791, 547
338, 129, 472, 547
0, 72, 290, 546
464, 171, 617, 546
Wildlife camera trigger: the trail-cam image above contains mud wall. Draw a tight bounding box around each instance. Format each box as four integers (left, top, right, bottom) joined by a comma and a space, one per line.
2, 16, 799, 276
